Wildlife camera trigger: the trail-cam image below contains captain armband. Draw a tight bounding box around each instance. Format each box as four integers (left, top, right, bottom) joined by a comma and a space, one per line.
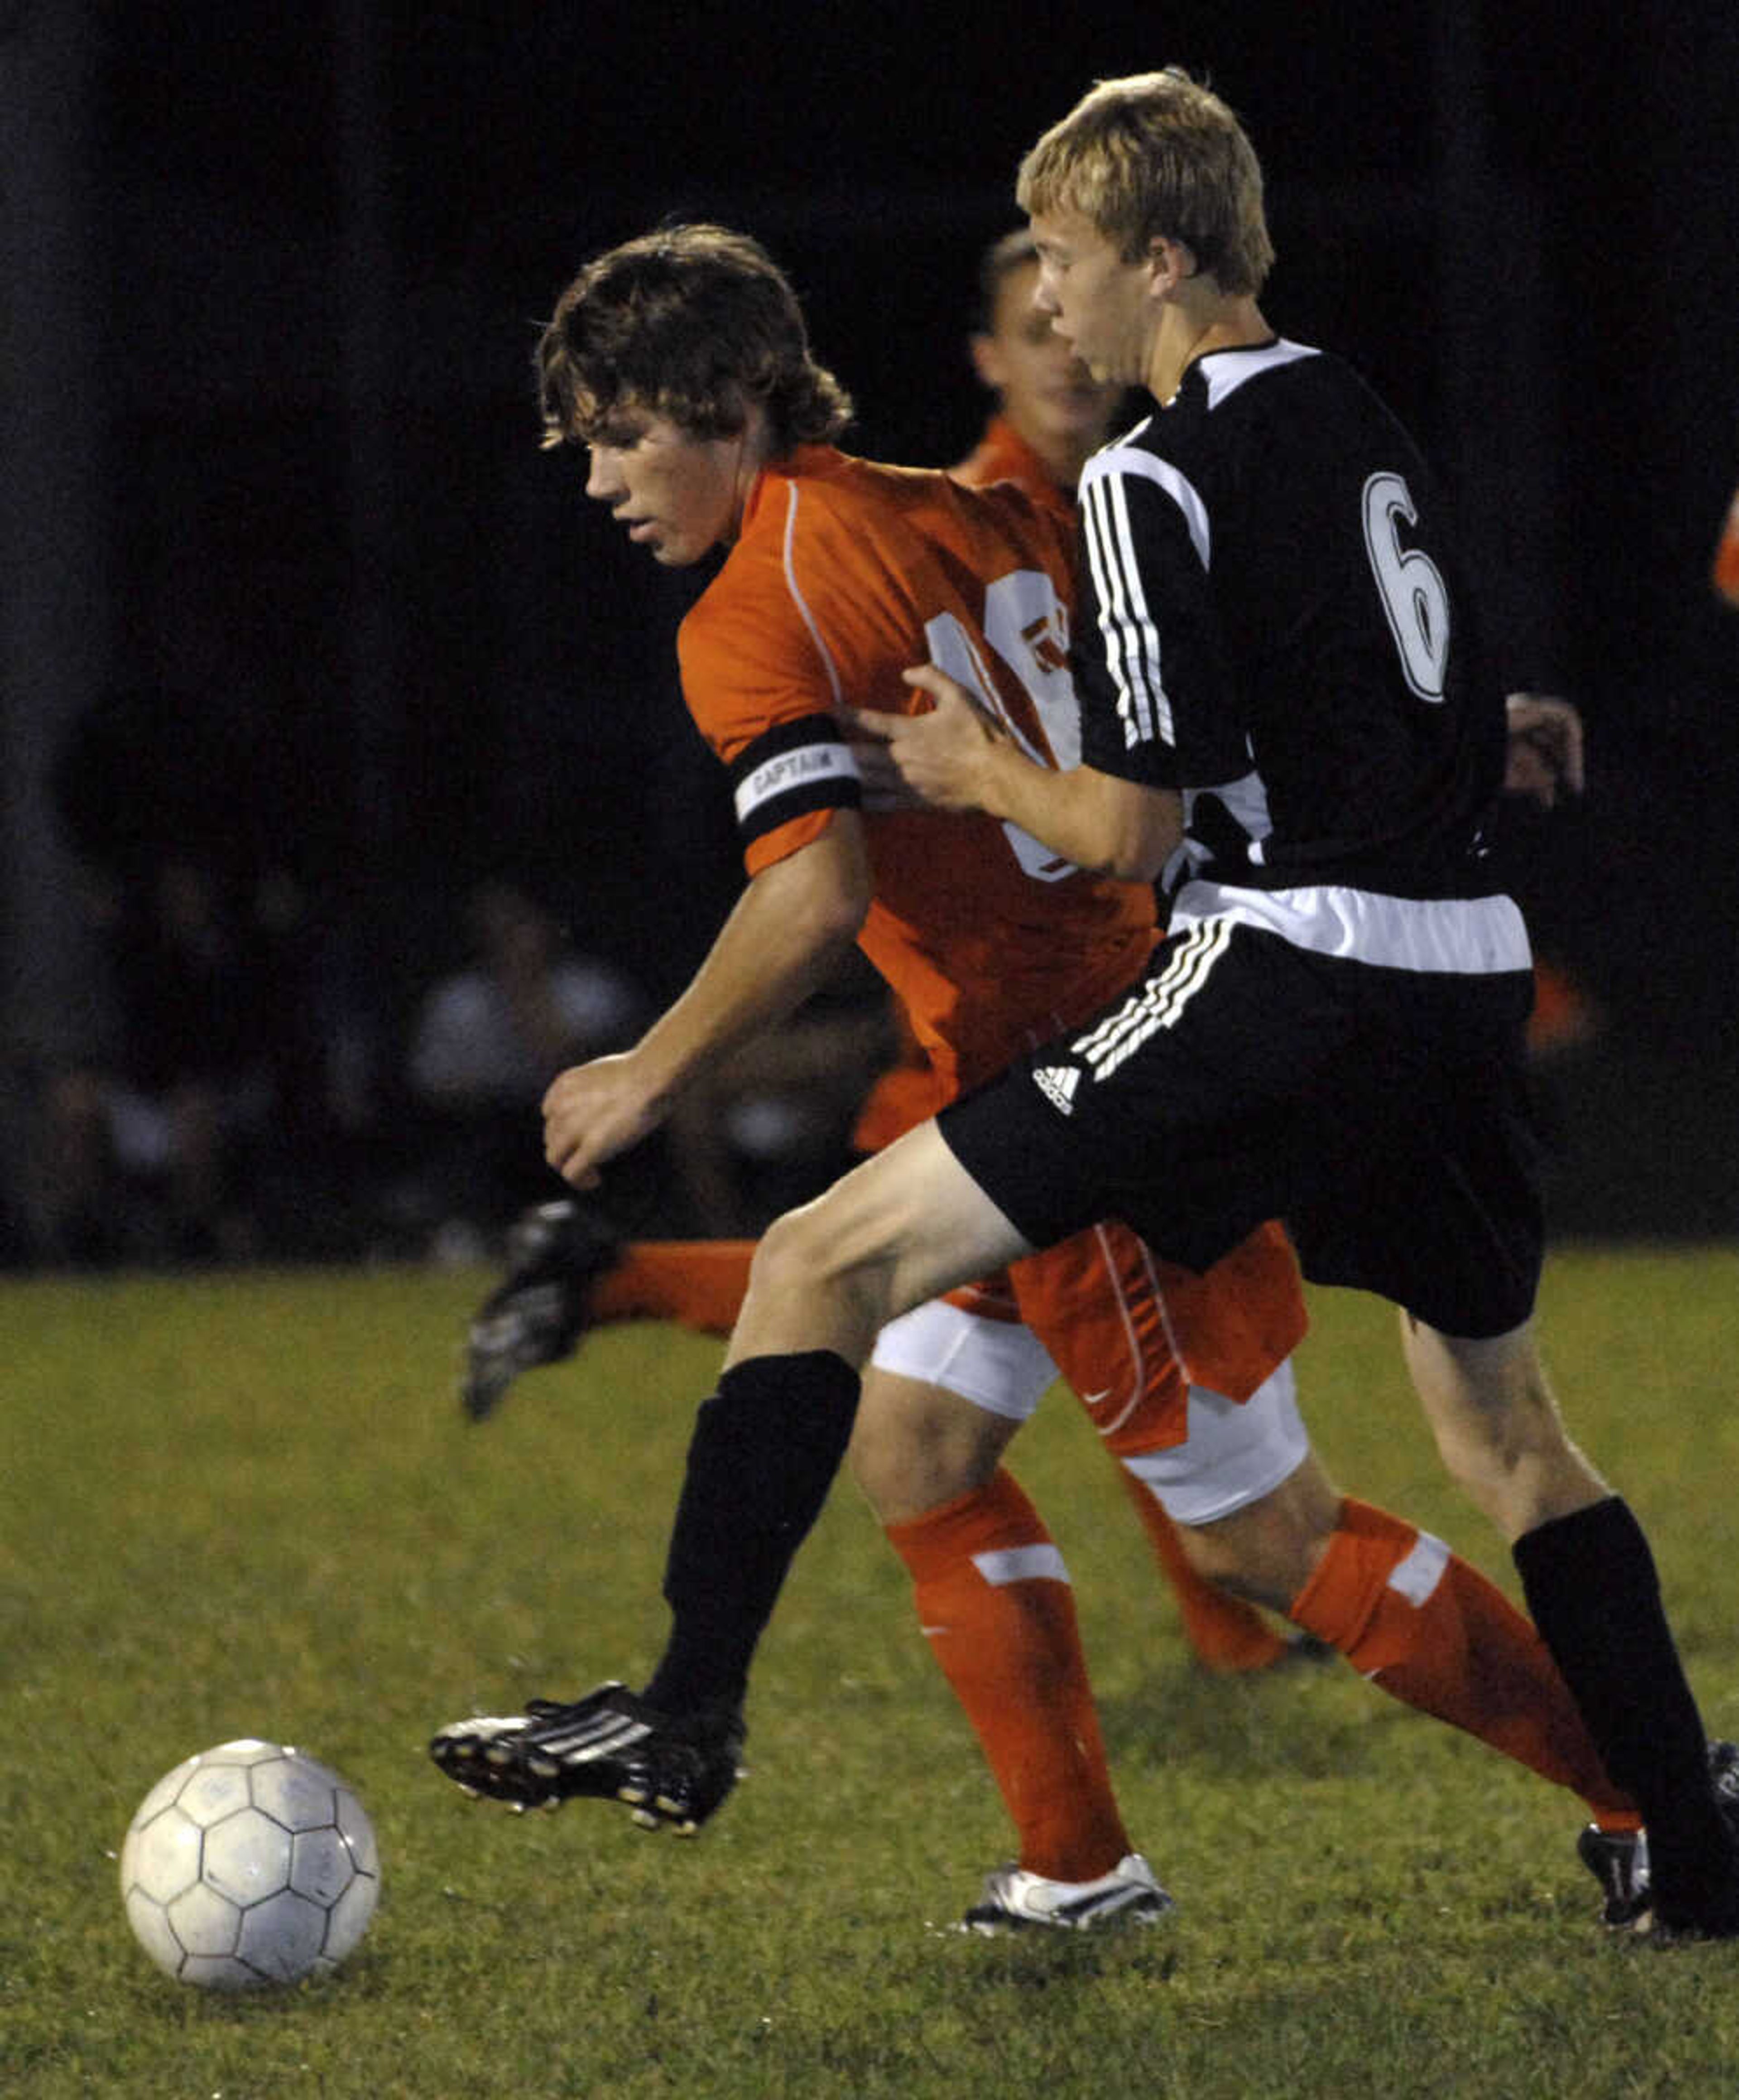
729, 714, 862, 848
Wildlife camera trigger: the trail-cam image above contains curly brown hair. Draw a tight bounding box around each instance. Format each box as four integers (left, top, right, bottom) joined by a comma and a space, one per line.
536, 224, 854, 453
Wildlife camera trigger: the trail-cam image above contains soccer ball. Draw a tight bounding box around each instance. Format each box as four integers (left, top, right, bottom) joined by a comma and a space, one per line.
119, 1739, 381, 1989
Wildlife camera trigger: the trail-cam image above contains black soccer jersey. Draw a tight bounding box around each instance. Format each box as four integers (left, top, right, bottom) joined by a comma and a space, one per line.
1076, 340, 1508, 918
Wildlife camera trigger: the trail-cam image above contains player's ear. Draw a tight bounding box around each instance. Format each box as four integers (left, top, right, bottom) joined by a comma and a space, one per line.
1147, 235, 1196, 296
968, 330, 1005, 393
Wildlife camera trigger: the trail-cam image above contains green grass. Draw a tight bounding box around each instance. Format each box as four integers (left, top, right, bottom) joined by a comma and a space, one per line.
4, 1248, 1739, 2097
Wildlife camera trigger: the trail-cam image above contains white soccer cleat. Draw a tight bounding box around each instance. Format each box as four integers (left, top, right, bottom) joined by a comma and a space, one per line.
961, 1851, 1174, 1933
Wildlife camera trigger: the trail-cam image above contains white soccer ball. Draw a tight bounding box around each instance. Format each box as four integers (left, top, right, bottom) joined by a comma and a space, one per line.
119, 1739, 381, 1989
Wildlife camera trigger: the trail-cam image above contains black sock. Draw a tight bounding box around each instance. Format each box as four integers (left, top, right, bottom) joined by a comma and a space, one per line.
1514, 1496, 1737, 1922
640, 1351, 860, 1717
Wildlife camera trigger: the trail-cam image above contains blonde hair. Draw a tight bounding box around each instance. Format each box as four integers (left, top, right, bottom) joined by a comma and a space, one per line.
536, 224, 853, 452
1017, 69, 1275, 295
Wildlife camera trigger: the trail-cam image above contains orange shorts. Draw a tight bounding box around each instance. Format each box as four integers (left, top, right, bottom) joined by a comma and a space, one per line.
939, 1216, 1306, 1458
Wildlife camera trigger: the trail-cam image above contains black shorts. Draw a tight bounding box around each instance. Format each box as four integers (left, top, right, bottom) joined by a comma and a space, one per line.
937, 920, 1543, 1339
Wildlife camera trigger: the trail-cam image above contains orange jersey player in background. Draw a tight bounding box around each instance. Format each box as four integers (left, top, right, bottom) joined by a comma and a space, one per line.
1714, 478, 1739, 606
952, 226, 1126, 515
435, 225, 1640, 1931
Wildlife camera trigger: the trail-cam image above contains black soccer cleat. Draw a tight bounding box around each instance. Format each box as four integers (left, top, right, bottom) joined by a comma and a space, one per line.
1710, 1737, 1739, 1821
1580, 1740, 1739, 1940
1576, 1824, 1649, 1928
1639, 1738, 1739, 1942
460, 1199, 624, 1421
429, 1681, 745, 1834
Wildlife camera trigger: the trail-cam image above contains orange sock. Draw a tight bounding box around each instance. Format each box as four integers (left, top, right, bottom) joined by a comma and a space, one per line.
1290, 1498, 1638, 1829
588, 1242, 755, 1336
1117, 1466, 1293, 1672
885, 1469, 1130, 1882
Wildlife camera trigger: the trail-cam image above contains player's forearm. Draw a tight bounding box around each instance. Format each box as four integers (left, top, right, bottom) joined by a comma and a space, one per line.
631, 826, 870, 1105
974, 743, 1182, 884
634, 910, 855, 1101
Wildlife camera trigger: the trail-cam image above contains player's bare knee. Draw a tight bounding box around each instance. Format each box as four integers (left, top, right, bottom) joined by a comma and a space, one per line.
1406, 1314, 1604, 1530
751, 1203, 844, 1298
1182, 1510, 1314, 1611
848, 1376, 1006, 1522
1423, 1388, 1547, 1511
750, 1201, 894, 1338
1179, 1458, 1340, 1610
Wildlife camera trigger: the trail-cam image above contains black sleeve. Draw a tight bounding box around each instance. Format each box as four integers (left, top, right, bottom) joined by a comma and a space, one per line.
1075, 458, 1245, 790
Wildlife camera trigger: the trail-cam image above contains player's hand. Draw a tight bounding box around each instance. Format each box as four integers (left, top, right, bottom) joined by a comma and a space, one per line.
840, 730, 927, 812
1504, 692, 1585, 808
542, 1054, 663, 1189
845, 667, 1008, 814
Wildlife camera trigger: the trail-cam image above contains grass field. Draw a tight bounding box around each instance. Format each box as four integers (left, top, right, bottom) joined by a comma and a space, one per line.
4, 1247, 1738, 2097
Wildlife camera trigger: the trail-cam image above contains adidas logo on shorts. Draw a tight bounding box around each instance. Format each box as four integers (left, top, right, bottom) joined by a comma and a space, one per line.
1033, 1064, 1080, 1115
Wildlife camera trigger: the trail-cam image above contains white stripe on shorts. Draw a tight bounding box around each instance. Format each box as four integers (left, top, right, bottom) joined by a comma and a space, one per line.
1073, 919, 1234, 1080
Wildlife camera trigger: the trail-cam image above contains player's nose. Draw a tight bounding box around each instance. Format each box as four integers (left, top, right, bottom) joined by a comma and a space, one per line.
584, 447, 623, 501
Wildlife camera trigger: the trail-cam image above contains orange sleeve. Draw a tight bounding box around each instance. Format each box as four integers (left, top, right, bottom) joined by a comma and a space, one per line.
676, 520, 861, 878
740, 807, 835, 879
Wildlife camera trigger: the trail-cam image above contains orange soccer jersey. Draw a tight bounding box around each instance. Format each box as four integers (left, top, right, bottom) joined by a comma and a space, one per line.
950, 411, 1078, 523
677, 443, 1304, 1430
846, 415, 1082, 1154
679, 445, 1153, 1101
852, 411, 1075, 1159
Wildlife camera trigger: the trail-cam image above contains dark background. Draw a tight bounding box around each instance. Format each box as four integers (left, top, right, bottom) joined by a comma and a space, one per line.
3, 0, 1737, 1252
